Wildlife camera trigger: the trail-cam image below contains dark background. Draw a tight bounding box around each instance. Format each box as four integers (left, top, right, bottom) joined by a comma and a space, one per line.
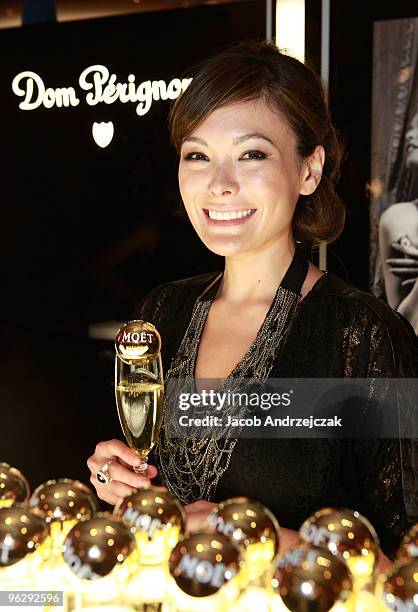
328, 0, 418, 287
1, 0, 418, 497
0, 1, 264, 493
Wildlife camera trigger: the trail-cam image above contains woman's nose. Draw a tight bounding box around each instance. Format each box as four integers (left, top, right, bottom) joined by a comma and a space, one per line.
208, 165, 239, 197
406, 129, 417, 144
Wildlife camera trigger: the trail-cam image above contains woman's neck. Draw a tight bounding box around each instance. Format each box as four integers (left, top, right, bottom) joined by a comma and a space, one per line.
217, 239, 296, 304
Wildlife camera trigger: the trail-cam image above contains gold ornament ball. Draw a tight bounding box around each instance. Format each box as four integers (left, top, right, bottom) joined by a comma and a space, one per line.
114, 485, 185, 564
397, 523, 418, 563
382, 558, 418, 610
299, 507, 379, 564
205, 496, 280, 559
62, 512, 137, 580
273, 543, 353, 612
169, 530, 243, 598
28, 478, 98, 524
0, 463, 30, 508
0, 503, 49, 567
115, 320, 161, 364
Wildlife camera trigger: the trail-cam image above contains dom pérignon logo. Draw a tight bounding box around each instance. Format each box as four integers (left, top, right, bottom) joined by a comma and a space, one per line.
92, 122, 114, 148
11, 65, 193, 149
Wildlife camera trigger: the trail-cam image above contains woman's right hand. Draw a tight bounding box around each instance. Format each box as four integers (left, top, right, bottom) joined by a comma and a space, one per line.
387, 242, 418, 286
87, 439, 158, 505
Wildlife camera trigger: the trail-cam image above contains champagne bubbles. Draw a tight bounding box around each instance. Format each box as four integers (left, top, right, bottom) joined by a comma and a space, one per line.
0, 504, 49, 567
382, 558, 418, 611
168, 531, 243, 598
205, 497, 280, 580
273, 544, 353, 612
115, 320, 161, 364
397, 523, 418, 563
114, 486, 185, 564
0, 462, 30, 508
62, 513, 137, 580
299, 508, 378, 586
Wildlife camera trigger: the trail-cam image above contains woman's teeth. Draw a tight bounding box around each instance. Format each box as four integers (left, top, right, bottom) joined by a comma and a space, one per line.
207, 209, 255, 220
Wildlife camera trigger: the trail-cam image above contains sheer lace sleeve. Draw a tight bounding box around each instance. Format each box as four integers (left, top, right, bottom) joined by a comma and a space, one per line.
132, 283, 171, 328
343, 299, 418, 558
131, 272, 219, 374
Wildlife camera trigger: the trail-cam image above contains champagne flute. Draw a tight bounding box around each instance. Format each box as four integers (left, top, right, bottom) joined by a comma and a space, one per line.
115, 320, 164, 476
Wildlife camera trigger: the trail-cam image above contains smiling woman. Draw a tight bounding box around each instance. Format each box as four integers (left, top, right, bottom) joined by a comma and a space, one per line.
177, 99, 325, 259
171, 43, 345, 249
379, 106, 418, 334
87, 41, 418, 566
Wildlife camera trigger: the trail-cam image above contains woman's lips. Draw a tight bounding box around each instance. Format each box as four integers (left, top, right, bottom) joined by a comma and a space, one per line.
203, 209, 257, 226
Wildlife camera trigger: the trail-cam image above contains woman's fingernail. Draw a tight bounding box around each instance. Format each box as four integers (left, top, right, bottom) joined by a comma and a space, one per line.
136, 478, 150, 487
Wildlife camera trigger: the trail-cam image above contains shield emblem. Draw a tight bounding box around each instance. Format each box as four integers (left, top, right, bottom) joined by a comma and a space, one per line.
92, 121, 114, 148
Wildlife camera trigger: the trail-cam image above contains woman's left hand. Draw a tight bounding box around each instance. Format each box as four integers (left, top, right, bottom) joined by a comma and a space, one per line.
184, 500, 217, 532
386, 242, 418, 286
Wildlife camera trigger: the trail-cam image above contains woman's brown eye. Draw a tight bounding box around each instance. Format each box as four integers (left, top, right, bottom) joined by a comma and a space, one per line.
241, 150, 268, 160
184, 152, 208, 161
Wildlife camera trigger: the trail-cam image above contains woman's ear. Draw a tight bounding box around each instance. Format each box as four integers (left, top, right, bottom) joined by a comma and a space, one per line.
300, 145, 325, 196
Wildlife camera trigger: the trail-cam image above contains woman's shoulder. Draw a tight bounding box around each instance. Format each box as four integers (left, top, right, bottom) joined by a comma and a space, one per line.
379, 201, 418, 223
310, 271, 417, 374
144, 270, 220, 303
163, 270, 221, 291
313, 271, 408, 323
132, 271, 221, 322
379, 202, 418, 241
131, 271, 222, 371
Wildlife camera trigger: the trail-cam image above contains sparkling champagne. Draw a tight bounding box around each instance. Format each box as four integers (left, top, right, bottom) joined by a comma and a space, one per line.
115, 320, 164, 474
116, 374, 164, 459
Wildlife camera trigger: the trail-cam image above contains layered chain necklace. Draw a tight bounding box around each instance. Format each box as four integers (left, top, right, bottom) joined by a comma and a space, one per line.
156, 252, 308, 504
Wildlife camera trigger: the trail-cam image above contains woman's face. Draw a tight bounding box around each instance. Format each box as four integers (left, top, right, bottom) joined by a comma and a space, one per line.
406, 111, 418, 170
178, 98, 316, 258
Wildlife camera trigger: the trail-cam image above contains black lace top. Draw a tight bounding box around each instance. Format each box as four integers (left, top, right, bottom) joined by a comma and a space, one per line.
132, 269, 418, 559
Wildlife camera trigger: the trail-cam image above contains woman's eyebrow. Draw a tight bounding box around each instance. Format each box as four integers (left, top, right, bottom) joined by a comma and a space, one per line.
183, 136, 208, 146
233, 132, 276, 146
182, 133, 276, 147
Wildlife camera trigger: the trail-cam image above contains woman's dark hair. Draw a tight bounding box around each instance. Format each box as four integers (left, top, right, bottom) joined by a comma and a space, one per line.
388, 61, 418, 203
169, 40, 345, 246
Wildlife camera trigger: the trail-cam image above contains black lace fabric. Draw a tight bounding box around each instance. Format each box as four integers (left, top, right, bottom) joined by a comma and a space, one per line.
132, 271, 418, 559
343, 302, 418, 558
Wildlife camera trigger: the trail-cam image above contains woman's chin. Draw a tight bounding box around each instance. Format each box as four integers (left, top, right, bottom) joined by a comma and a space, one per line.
199, 237, 253, 258
406, 153, 418, 171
